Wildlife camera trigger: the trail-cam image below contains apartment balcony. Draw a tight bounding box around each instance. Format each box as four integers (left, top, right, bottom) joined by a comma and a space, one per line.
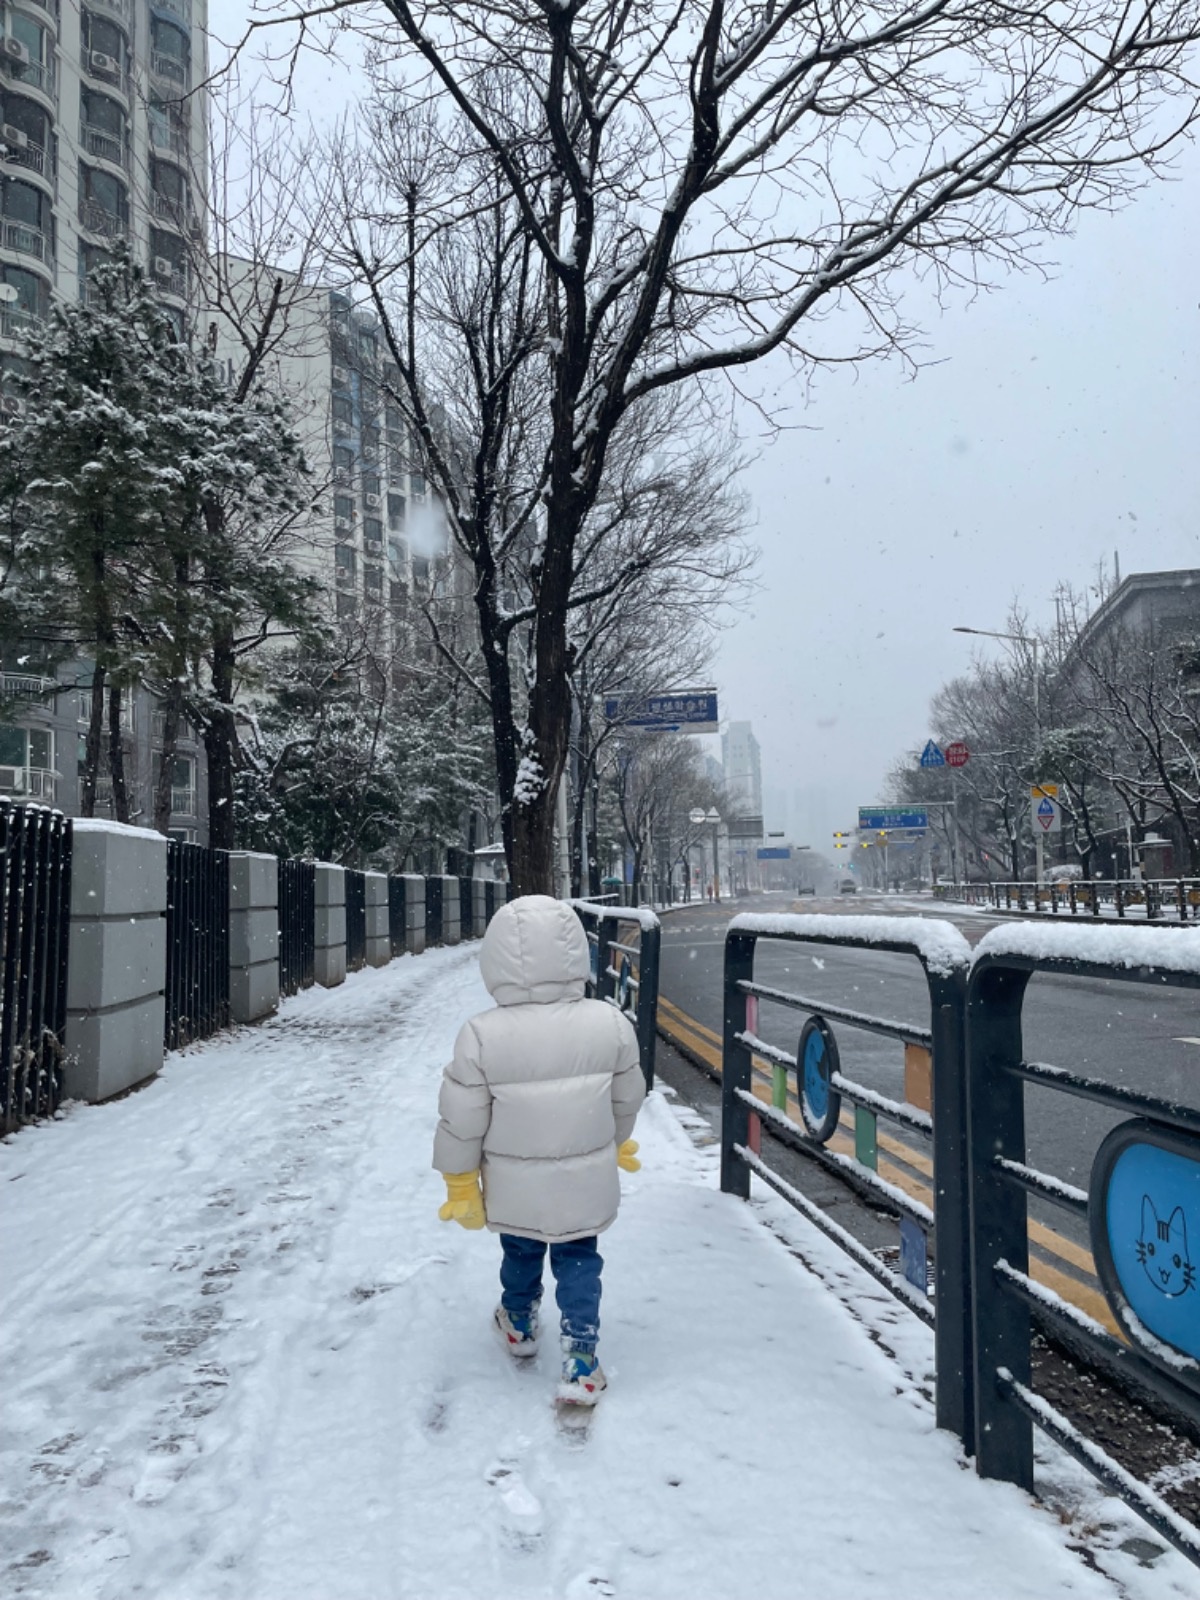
1, 219, 52, 265
1, 138, 53, 185
151, 711, 197, 742
80, 121, 129, 171
0, 303, 40, 342
2, 56, 57, 103
1, 672, 56, 699
0, 766, 56, 800
155, 0, 191, 22
150, 191, 200, 238
83, 52, 132, 98
78, 198, 128, 240
89, 0, 131, 21
148, 120, 188, 162
150, 51, 189, 91
21, 0, 61, 24
151, 258, 188, 300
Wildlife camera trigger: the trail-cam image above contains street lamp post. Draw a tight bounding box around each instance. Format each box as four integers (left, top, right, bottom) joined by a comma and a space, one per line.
954, 624, 1043, 884
691, 806, 722, 901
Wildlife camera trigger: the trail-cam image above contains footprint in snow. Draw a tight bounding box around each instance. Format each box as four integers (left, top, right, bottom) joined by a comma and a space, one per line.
485, 1459, 543, 1551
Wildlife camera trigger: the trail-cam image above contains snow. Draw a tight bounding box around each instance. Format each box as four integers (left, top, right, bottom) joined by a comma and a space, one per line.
71, 817, 168, 844
729, 912, 972, 975
976, 920, 1200, 975
0, 945, 1188, 1597
569, 899, 662, 932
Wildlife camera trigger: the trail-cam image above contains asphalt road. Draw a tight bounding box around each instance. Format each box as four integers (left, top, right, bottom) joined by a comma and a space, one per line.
655, 890, 1200, 1315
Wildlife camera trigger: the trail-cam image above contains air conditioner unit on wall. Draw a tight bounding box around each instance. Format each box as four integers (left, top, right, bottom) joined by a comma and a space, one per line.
90, 51, 119, 73
334, 516, 350, 533
333, 418, 349, 435
2, 123, 28, 149
2, 39, 30, 65
153, 257, 173, 277
332, 365, 348, 386
364, 493, 381, 509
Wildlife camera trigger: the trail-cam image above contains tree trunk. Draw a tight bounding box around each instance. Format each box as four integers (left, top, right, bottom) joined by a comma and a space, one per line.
205, 623, 237, 850
107, 684, 130, 824
80, 662, 106, 818
508, 782, 559, 898
154, 690, 182, 836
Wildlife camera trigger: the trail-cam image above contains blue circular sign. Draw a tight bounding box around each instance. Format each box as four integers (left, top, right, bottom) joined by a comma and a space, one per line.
1090, 1118, 1200, 1385
798, 1016, 841, 1144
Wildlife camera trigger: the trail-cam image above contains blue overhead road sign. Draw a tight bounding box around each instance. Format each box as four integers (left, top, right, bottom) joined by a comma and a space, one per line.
920, 740, 945, 768
604, 689, 719, 733
858, 807, 929, 832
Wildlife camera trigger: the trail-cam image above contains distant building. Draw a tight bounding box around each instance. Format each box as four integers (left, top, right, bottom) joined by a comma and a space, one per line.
722, 721, 762, 819
1068, 568, 1200, 660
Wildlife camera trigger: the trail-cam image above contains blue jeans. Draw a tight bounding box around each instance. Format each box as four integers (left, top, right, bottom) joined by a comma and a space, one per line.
499, 1234, 602, 1351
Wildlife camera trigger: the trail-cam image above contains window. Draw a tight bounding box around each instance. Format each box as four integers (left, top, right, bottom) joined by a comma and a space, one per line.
170, 755, 193, 788
0, 725, 52, 770
150, 228, 184, 272
335, 544, 356, 575
80, 166, 126, 216
151, 17, 189, 62
363, 517, 383, 543
362, 425, 380, 453
387, 538, 407, 579
364, 565, 383, 594
8, 12, 50, 89
334, 494, 354, 522
362, 475, 381, 499
331, 394, 353, 427
410, 471, 426, 496
336, 591, 356, 618
333, 445, 355, 482
81, 90, 125, 137
387, 492, 406, 529
412, 555, 430, 583
150, 159, 186, 205
1, 179, 52, 238
0, 93, 51, 153
2, 265, 50, 319
83, 12, 129, 62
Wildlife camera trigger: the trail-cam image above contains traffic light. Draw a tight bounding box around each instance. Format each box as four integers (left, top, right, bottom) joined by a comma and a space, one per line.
833, 829, 851, 851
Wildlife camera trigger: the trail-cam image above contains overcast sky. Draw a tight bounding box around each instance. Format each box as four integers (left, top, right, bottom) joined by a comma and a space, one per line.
714, 145, 1200, 838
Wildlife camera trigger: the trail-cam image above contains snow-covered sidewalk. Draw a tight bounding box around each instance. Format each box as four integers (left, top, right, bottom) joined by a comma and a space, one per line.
0, 946, 1186, 1598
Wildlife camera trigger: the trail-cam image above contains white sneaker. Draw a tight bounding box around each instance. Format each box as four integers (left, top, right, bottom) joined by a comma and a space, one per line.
494, 1303, 540, 1357
557, 1346, 606, 1405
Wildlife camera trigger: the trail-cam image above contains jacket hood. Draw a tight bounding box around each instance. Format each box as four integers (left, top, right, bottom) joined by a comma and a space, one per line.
479, 895, 591, 1006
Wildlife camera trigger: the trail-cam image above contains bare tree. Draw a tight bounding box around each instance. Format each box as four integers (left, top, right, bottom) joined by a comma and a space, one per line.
234, 0, 1200, 890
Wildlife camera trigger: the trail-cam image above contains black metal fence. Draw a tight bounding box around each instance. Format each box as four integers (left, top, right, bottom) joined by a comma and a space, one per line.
571, 901, 661, 1090
426, 875, 444, 947
936, 878, 1200, 923
719, 914, 974, 1449
278, 858, 315, 997
0, 801, 72, 1133
459, 876, 474, 940
966, 938, 1200, 1565
345, 869, 367, 971
388, 875, 408, 957
164, 839, 229, 1050
718, 913, 1200, 1565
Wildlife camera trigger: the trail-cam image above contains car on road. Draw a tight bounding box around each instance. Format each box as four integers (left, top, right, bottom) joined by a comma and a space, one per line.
838, 879, 858, 894
797, 882, 816, 896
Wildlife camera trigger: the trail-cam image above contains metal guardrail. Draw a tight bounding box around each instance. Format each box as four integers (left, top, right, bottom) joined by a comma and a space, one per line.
278, 858, 315, 997
0, 800, 71, 1133
967, 927, 1200, 1566
164, 839, 229, 1049
936, 878, 1200, 923
570, 901, 661, 1091
345, 869, 367, 971
719, 913, 974, 1449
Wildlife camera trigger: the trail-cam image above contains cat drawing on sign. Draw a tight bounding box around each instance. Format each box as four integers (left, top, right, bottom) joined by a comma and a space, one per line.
1136, 1196, 1196, 1298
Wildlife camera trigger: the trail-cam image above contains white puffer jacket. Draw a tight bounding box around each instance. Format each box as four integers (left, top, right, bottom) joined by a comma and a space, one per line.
432, 895, 645, 1243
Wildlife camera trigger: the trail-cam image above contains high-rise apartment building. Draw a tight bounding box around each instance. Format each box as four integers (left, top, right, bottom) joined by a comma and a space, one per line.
0, 0, 210, 830
722, 720, 762, 820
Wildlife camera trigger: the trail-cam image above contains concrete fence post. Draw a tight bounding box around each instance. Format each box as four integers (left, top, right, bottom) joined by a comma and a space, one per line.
472, 878, 487, 939
364, 870, 390, 968
64, 820, 167, 1102
441, 875, 461, 945
314, 863, 347, 987
228, 852, 280, 1022
403, 874, 426, 955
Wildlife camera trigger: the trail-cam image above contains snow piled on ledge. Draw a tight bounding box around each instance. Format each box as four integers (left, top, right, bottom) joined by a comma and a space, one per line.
975, 921, 1200, 975
569, 899, 662, 931
727, 913, 972, 975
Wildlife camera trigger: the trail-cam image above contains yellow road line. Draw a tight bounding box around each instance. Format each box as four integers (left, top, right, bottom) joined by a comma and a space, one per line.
660, 993, 1105, 1296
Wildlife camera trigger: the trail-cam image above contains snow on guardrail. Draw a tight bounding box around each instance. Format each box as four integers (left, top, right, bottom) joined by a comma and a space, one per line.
974, 920, 1200, 975
727, 912, 972, 976
568, 899, 662, 931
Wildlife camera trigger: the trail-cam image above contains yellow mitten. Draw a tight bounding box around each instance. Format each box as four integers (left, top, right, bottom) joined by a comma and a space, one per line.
438, 1170, 486, 1229
617, 1139, 641, 1173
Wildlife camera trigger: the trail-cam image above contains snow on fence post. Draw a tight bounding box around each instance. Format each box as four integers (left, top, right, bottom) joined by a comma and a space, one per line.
441, 875, 461, 945
227, 852, 279, 1023
313, 863, 347, 988
402, 874, 426, 955
363, 871, 390, 968
64, 820, 167, 1102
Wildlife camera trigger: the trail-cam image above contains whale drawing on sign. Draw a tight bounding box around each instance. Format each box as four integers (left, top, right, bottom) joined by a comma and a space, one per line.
1137, 1195, 1195, 1298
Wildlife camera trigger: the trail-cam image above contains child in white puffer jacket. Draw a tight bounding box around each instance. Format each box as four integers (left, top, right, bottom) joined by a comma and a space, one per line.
433, 894, 645, 1405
